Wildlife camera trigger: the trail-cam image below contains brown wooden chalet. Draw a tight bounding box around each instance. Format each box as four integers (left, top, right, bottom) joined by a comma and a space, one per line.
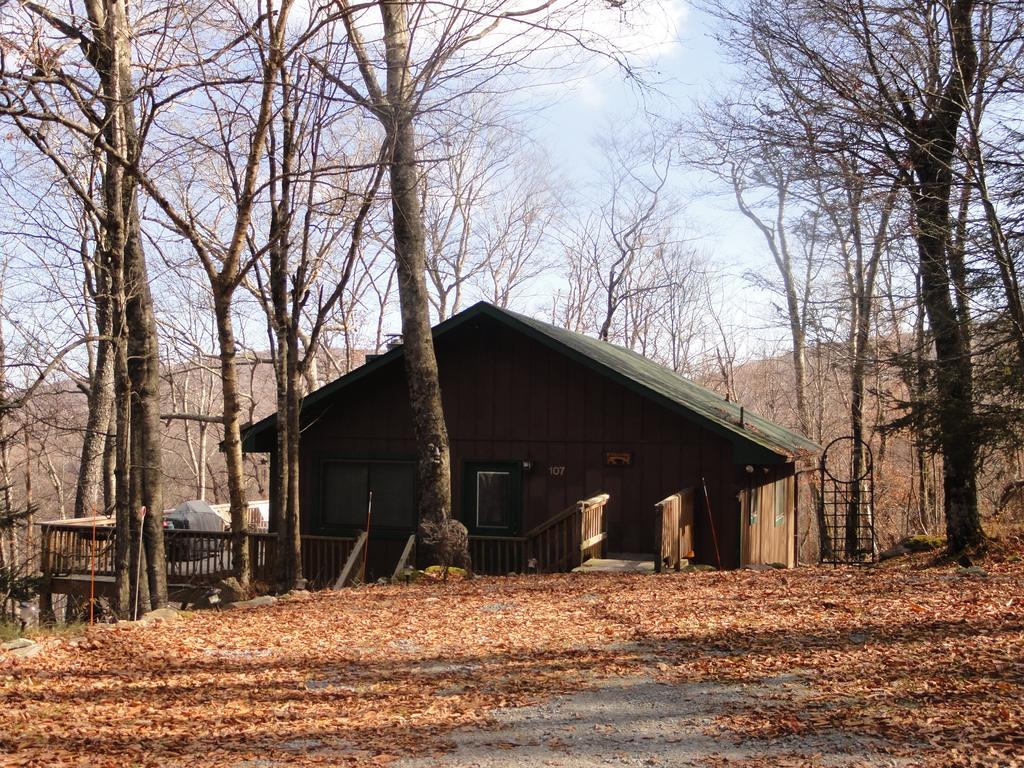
241, 302, 820, 580
36, 303, 821, 609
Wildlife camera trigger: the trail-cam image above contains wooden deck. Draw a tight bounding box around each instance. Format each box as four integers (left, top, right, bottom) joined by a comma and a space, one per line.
38, 493, 611, 603
38, 524, 358, 600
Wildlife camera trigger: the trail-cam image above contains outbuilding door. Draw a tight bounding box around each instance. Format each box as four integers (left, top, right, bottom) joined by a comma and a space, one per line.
739, 470, 795, 567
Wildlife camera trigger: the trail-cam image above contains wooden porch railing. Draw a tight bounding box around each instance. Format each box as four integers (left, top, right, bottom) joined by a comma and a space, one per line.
39, 524, 355, 591
469, 493, 609, 576
654, 488, 695, 572
300, 534, 358, 589
469, 534, 526, 575
41, 525, 116, 578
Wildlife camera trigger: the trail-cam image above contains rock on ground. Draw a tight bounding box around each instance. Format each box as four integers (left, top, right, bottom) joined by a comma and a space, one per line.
141, 607, 182, 624
225, 595, 278, 610
2, 637, 36, 650
2, 639, 44, 659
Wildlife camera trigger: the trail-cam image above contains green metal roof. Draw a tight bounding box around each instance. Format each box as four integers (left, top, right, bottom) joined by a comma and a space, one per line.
242, 302, 821, 462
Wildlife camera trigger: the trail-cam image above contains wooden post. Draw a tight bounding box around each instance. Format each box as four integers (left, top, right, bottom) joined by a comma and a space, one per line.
360, 491, 373, 584
335, 531, 368, 589
392, 534, 417, 582
654, 501, 664, 574
89, 515, 97, 625
38, 525, 53, 623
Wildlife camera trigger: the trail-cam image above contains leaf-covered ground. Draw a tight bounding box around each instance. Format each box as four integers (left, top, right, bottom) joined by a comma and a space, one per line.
2, 558, 1022, 767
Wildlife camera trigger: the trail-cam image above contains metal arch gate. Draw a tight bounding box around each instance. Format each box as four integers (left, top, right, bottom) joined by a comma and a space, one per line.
819, 436, 876, 565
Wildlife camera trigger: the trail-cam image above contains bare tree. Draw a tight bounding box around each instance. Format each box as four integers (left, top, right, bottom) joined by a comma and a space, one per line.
1, 0, 170, 611
705, 0, 1008, 553
239, 16, 386, 589
332, 0, 655, 564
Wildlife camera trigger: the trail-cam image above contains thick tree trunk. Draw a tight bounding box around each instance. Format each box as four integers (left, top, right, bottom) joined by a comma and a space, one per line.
905, 0, 983, 554
112, 326, 132, 616
389, 117, 452, 529
89, 0, 166, 612
914, 178, 982, 552
267, 137, 303, 588
380, 4, 456, 554
125, 207, 167, 609
272, 353, 292, 586
213, 291, 252, 586
270, 325, 303, 590
285, 355, 303, 589
74, 281, 113, 520
103, 399, 116, 513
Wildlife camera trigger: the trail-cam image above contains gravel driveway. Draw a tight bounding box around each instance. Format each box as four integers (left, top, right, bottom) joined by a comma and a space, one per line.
398, 671, 914, 768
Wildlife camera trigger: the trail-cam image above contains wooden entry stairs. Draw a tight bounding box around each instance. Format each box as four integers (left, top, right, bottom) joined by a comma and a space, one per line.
334, 493, 612, 585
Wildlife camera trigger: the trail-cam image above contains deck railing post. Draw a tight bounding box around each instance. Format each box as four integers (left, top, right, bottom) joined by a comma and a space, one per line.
38, 526, 54, 623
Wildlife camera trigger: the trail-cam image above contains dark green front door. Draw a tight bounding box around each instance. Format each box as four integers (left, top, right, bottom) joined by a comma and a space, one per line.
463, 461, 521, 535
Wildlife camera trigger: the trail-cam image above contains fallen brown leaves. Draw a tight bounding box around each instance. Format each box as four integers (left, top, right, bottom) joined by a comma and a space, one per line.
1, 560, 1022, 767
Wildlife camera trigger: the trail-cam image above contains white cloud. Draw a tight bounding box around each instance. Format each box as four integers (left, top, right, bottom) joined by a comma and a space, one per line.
581, 0, 689, 62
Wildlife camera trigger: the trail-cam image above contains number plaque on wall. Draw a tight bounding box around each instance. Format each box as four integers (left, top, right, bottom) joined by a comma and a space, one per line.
605, 451, 632, 467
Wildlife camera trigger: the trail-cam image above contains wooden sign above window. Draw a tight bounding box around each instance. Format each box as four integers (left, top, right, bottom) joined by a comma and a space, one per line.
605, 451, 633, 467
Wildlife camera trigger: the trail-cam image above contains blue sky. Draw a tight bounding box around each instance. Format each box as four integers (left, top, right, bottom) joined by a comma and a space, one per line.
527, 1, 783, 349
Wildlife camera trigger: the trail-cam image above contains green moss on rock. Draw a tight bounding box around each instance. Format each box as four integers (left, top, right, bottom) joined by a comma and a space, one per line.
903, 535, 944, 552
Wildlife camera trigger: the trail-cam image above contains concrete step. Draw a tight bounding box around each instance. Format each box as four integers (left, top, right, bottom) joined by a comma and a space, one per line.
572, 557, 656, 574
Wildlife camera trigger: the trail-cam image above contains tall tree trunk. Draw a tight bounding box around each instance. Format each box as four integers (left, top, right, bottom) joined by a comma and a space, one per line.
284, 352, 303, 589
272, 350, 292, 586
906, 0, 983, 554
385, 106, 453, 536
125, 196, 167, 609
912, 173, 981, 552
74, 280, 113, 519
103, 398, 116, 513
213, 291, 252, 586
89, 0, 167, 612
112, 320, 132, 615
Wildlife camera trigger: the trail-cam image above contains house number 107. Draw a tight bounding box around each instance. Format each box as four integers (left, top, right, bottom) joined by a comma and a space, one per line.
549, 466, 566, 476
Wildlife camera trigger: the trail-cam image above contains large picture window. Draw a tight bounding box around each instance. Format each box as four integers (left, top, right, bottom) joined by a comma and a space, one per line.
322, 463, 369, 528
320, 460, 416, 533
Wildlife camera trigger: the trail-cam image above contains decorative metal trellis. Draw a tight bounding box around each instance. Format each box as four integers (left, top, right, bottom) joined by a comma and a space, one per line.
819, 436, 876, 566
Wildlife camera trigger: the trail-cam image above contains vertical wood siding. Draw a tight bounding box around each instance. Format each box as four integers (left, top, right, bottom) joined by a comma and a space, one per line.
291, 315, 792, 569
737, 464, 797, 567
